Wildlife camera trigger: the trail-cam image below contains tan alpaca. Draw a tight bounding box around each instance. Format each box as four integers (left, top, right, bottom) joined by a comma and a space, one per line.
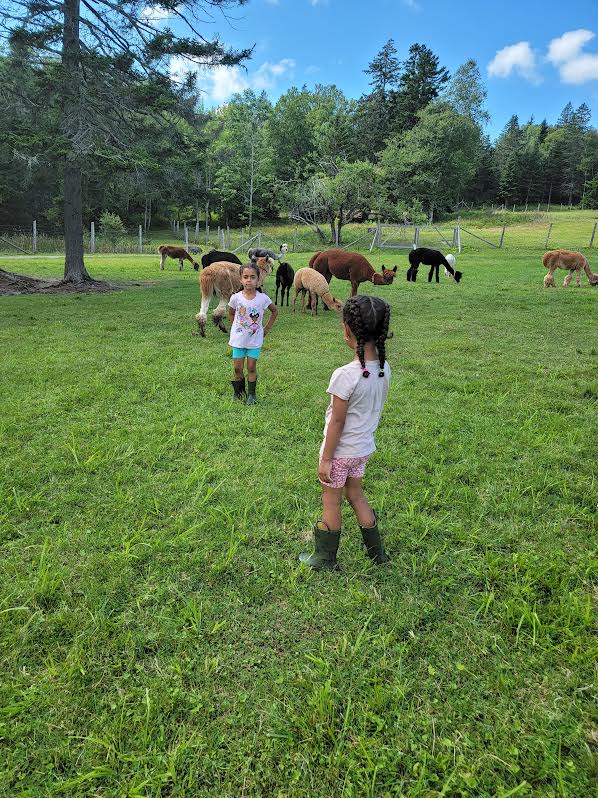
543, 250, 598, 288
195, 258, 273, 337
293, 268, 343, 316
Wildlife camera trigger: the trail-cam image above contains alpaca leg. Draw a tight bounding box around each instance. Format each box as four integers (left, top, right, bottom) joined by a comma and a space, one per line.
311, 290, 317, 316
179, 258, 184, 271
351, 281, 358, 297
563, 271, 573, 287
160, 253, 165, 270
576, 269, 582, 287
195, 293, 211, 336
428, 265, 434, 282
544, 269, 556, 288
212, 298, 228, 332
293, 286, 299, 312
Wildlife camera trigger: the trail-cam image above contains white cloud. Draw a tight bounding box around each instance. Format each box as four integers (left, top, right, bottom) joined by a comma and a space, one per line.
171, 57, 295, 104
559, 53, 598, 84
487, 42, 541, 84
141, 5, 171, 22
547, 29, 594, 64
546, 30, 598, 84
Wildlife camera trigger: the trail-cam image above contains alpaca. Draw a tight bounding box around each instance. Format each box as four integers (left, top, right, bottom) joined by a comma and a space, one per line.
275, 262, 295, 306
309, 250, 397, 297
280, 243, 289, 257
543, 249, 598, 287
195, 258, 272, 337
407, 247, 462, 283
293, 268, 343, 316
248, 247, 278, 265
201, 249, 242, 269
159, 245, 200, 271
444, 253, 457, 280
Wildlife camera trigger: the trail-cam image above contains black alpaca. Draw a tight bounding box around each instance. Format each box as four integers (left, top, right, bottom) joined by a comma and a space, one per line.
201, 249, 242, 269
407, 247, 462, 283
275, 262, 295, 306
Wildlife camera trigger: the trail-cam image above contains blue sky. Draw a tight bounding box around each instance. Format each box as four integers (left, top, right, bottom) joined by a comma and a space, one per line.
160, 0, 598, 140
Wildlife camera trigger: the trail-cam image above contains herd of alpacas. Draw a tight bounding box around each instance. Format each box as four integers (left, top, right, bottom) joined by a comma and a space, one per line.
156, 243, 597, 336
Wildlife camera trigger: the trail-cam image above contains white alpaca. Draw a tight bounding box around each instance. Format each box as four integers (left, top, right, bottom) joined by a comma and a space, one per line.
444, 253, 457, 280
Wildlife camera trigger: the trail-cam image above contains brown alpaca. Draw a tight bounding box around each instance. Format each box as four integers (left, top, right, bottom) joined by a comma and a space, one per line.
309, 249, 397, 296
159, 245, 200, 271
543, 249, 598, 288
292, 268, 343, 316
195, 258, 273, 337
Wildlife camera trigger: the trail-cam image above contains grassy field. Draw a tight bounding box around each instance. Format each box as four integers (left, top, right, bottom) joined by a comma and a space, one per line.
1, 242, 596, 797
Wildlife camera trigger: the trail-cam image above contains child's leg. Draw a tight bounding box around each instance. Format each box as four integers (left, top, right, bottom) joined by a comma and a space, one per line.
233, 356, 245, 381
344, 477, 375, 527
246, 356, 257, 383
321, 484, 343, 530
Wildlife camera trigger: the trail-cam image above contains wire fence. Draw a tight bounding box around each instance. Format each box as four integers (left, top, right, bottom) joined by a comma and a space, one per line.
1, 218, 597, 257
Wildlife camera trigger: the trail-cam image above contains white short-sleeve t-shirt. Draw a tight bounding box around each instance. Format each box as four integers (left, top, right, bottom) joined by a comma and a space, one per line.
321, 359, 391, 459
228, 291, 272, 348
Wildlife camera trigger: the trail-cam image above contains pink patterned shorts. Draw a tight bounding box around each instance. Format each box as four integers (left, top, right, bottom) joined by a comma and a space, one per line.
320, 455, 370, 488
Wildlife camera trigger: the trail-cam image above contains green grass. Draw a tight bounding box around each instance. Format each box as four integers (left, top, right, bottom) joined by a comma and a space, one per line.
1, 244, 597, 797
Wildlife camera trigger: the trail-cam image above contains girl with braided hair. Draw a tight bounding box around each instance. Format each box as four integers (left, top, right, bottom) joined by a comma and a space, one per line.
300, 295, 392, 571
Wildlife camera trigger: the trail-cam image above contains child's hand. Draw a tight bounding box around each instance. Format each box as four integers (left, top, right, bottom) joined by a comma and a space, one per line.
318, 458, 333, 485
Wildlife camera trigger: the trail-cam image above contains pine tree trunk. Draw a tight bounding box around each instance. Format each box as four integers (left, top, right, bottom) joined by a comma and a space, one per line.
62, 0, 91, 283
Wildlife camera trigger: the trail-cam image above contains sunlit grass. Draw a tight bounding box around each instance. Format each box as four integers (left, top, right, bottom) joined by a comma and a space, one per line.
1, 241, 596, 797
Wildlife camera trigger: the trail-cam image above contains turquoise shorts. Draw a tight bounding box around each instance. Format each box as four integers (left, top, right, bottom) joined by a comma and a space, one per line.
232, 346, 261, 359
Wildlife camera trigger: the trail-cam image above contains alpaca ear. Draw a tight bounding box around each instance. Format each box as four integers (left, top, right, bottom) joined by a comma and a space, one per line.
393, 266, 397, 273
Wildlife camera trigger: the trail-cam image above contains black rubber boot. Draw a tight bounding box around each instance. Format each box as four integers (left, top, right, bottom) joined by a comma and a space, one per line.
231, 377, 245, 400
299, 521, 341, 571
246, 378, 257, 405
360, 514, 390, 564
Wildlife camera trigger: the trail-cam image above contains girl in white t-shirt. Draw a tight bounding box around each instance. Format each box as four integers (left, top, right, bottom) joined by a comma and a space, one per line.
300, 295, 392, 571
228, 263, 278, 405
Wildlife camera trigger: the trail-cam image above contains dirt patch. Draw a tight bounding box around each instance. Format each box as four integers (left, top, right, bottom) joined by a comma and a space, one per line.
0, 269, 154, 296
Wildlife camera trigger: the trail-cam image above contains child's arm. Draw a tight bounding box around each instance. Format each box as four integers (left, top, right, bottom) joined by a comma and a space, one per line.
263, 302, 278, 335
319, 395, 348, 485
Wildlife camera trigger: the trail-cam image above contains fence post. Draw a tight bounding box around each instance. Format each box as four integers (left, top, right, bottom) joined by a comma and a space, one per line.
206, 225, 210, 246
226, 225, 230, 249
537, 203, 540, 212
90, 221, 95, 253
457, 224, 462, 254
184, 223, 189, 250
544, 223, 553, 249
589, 222, 597, 249
499, 224, 506, 248
138, 225, 143, 254
217, 226, 221, 247
32, 220, 37, 254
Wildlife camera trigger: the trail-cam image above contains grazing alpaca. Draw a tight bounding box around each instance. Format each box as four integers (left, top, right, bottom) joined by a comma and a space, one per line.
201, 249, 242, 269
543, 249, 598, 287
159, 245, 200, 271
444, 253, 457, 280
195, 258, 272, 337
309, 250, 397, 297
407, 247, 462, 283
275, 261, 295, 306
293, 268, 343, 316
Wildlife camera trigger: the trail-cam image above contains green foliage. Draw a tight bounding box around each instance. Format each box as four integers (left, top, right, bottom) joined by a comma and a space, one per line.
584, 173, 598, 208
99, 211, 126, 235
1, 239, 596, 796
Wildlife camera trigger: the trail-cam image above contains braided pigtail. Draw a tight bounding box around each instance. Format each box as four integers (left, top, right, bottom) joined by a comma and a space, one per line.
376, 301, 391, 377
343, 295, 391, 379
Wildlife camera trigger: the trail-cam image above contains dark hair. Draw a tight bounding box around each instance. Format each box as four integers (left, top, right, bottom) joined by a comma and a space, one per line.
343, 295, 391, 378
240, 262, 260, 277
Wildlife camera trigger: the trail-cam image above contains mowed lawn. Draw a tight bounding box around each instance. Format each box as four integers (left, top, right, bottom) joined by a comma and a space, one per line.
1, 246, 596, 798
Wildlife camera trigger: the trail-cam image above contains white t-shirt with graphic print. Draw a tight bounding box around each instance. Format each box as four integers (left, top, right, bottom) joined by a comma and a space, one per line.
321, 359, 391, 459
228, 290, 272, 349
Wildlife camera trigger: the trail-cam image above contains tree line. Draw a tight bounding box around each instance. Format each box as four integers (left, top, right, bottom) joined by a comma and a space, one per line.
2, 26, 598, 265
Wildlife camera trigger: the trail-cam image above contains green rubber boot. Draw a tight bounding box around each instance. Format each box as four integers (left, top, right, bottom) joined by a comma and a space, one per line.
299, 521, 341, 571
246, 378, 257, 405
360, 515, 391, 564
231, 378, 245, 400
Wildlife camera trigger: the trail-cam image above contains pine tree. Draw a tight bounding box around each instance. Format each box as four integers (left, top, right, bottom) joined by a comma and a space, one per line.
395, 44, 450, 132
364, 39, 401, 96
